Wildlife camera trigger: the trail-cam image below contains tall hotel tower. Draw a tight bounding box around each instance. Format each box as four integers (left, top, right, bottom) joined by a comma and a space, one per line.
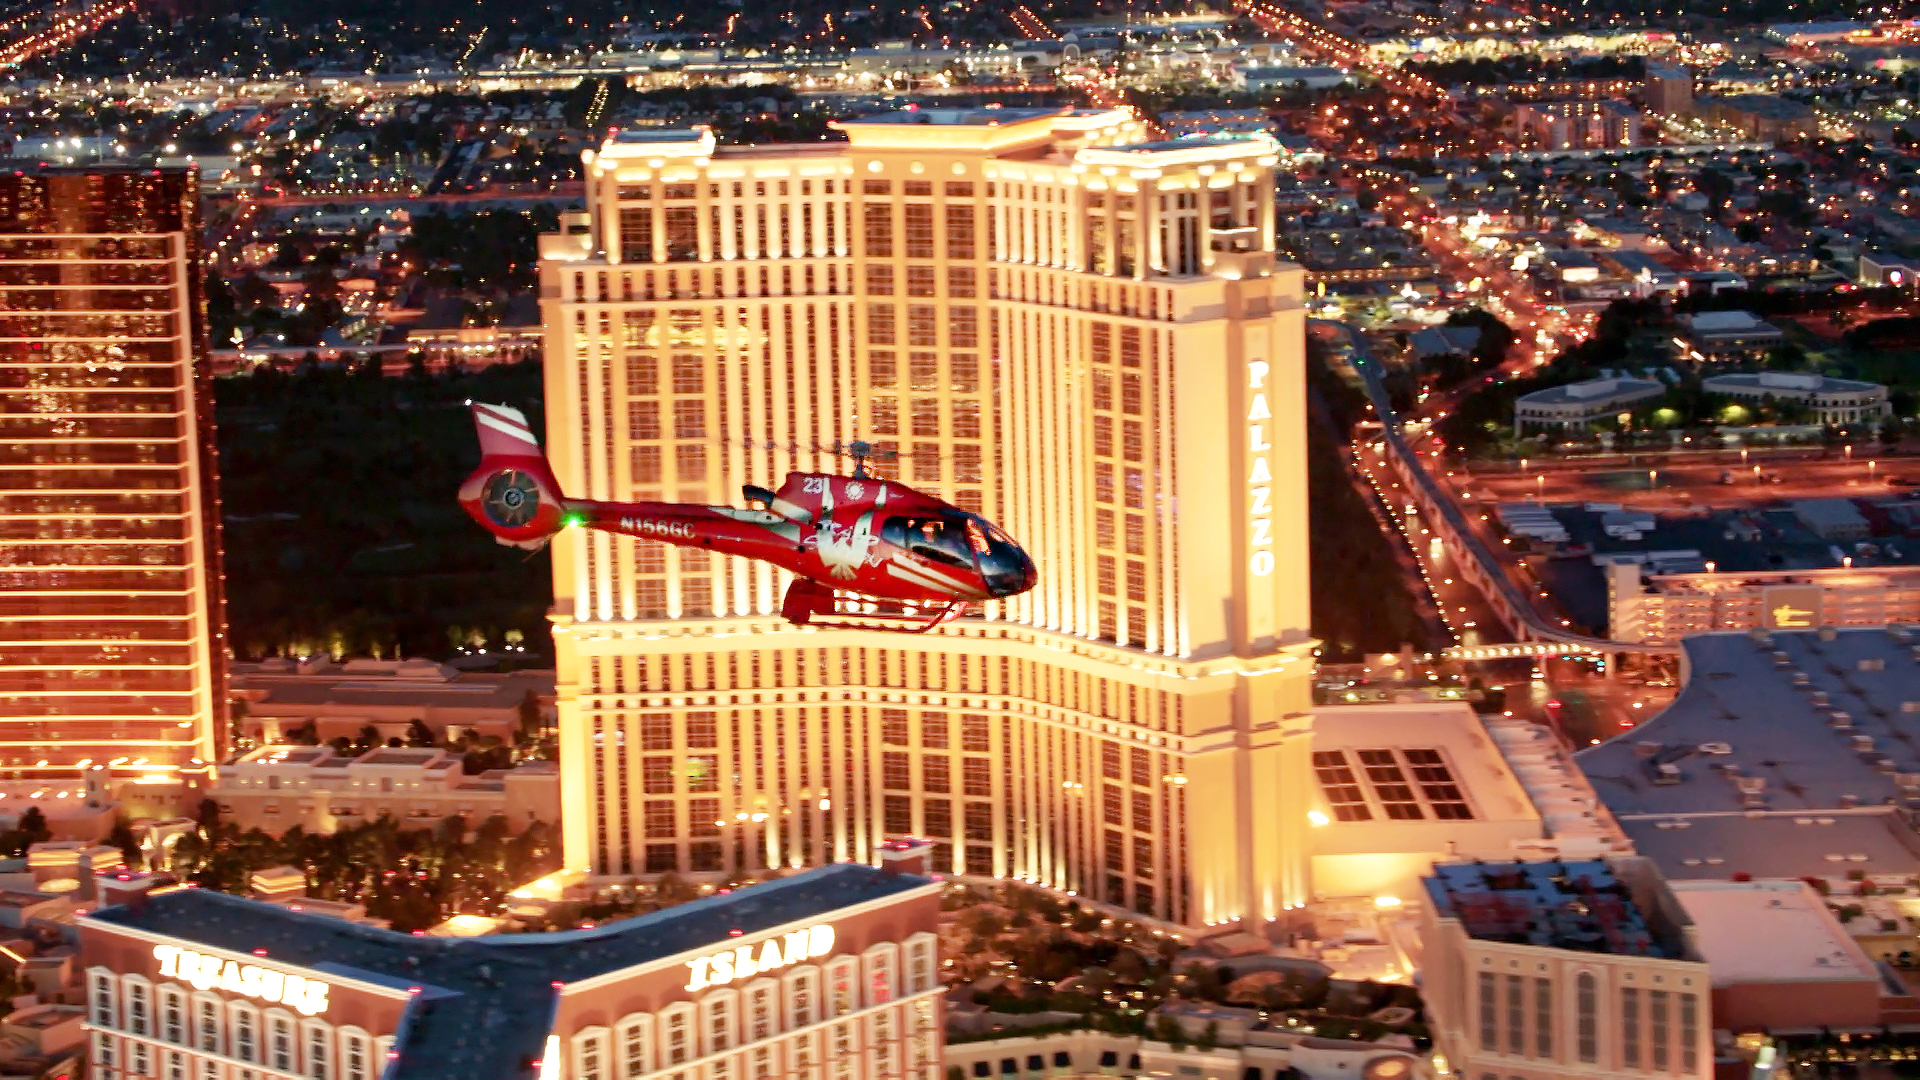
0, 168, 226, 804
538, 108, 1314, 927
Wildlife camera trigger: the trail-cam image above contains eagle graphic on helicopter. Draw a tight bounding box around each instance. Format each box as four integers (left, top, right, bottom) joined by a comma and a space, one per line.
459, 403, 1037, 633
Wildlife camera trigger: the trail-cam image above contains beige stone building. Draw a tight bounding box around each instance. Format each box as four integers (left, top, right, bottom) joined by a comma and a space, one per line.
1418, 857, 1714, 1080
537, 106, 1314, 927
205, 746, 560, 835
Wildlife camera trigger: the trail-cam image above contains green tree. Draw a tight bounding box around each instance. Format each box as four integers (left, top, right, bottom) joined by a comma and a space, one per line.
107, 818, 144, 871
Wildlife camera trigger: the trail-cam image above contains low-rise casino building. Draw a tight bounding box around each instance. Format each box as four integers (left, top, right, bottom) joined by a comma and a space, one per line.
77, 853, 942, 1080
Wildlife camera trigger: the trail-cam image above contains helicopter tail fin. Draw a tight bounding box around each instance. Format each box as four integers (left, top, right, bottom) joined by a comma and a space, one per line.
459, 403, 568, 550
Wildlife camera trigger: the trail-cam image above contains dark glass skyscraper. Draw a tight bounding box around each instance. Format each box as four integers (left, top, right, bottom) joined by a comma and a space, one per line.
0, 168, 226, 807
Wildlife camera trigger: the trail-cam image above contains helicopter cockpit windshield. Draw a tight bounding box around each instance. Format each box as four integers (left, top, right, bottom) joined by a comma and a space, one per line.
881, 514, 975, 568
881, 512, 1037, 597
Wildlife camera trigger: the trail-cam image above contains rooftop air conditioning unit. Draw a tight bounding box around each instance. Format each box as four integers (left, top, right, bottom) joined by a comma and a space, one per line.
1698, 741, 1733, 756
1853, 734, 1877, 753
1736, 776, 1767, 795
1654, 763, 1683, 785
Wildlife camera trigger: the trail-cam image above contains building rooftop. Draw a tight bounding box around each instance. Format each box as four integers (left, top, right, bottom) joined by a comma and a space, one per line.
1424, 859, 1671, 956
834, 106, 1065, 126
1703, 371, 1883, 395
1670, 879, 1879, 985
1682, 309, 1771, 333
1516, 375, 1666, 407
1621, 809, 1920, 883
86, 864, 933, 1080
1577, 628, 1920, 819
229, 660, 552, 713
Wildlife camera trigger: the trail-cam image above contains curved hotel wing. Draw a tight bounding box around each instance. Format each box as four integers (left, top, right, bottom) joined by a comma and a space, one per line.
539, 107, 1313, 927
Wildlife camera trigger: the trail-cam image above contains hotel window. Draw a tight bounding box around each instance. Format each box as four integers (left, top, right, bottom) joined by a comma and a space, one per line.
1357, 749, 1424, 820
905, 935, 936, 993
788, 968, 819, 1028
868, 304, 896, 345
234, 1005, 259, 1063
828, 958, 857, 1016
1476, 972, 1496, 1051
747, 985, 775, 1041
270, 1013, 294, 1072
619, 1017, 653, 1079
863, 949, 896, 1007
1533, 978, 1552, 1058
961, 716, 990, 752
344, 1030, 372, 1080
885, 795, 913, 835
162, 988, 185, 1044
882, 751, 911, 789
88, 971, 114, 1026
643, 757, 676, 794
1311, 751, 1372, 821
866, 265, 894, 295
1650, 989, 1669, 1071
94, 1033, 115, 1073
904, 205, 934, 258
198, 998, 220, 1052
688, 755, 719, 792
1505, 975, 1524, 1056
922, 757, 950, 793
647, 801, 677, 837
664, 1008, 693, 1066
1621, 987, 1640, 1069
1680, 992, 1699, 1072
620, 208, 653, 263
578, 1031, 607, 1080
863, 205, 893, 256
1575, 972, 1598, 1063
948, 267, 976, 296
126, 980, 150, 1035
305, 1022, 330, 1080
1404, 748, 1474, 819
906, 306, 938, 348
664, 208, 698, 261
751, 1047, 773, 1080
707, 996, 735, 1053
793, 1031, 821, 1080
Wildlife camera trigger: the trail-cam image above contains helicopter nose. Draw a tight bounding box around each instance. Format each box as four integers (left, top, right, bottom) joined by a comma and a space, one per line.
987, 550, 1039, 598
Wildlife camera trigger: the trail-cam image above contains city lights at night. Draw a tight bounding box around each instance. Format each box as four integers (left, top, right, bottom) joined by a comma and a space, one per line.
9, 0, 1920, 1077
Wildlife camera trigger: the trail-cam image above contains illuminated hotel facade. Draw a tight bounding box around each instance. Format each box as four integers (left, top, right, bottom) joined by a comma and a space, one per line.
538, 107, 1315, 927
79, 859, 943, 1080
0, 168, 226, 802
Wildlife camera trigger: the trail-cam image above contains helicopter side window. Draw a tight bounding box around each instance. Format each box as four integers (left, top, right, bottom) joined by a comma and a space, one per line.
881, 516, 971, 568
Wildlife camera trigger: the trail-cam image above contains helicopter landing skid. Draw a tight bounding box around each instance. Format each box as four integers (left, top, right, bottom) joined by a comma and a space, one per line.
780, 580, 968, 634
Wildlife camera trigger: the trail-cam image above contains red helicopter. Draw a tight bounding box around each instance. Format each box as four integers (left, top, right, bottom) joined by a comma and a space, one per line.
458, 403, 1037, 633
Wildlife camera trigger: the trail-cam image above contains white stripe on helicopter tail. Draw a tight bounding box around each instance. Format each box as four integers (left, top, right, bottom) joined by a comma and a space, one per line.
476, 411, 541, 450
478, 403, 532, 428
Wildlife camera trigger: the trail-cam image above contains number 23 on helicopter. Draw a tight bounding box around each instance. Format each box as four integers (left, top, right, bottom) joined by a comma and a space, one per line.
458, 403, 1038, 633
